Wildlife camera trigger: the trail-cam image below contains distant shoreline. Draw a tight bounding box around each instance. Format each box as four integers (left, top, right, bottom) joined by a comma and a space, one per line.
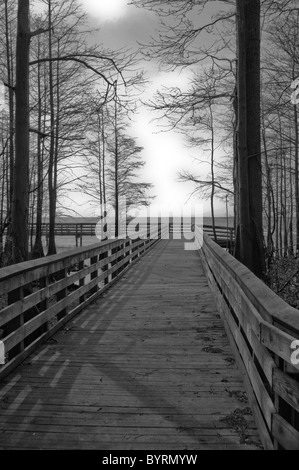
49, 216, 234, 227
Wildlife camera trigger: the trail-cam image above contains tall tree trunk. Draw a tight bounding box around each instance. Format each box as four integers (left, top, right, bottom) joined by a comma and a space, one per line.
5, 0, 14, 212
114, 83, 119, 238
209, 105, 217, 242
32, 37, 45, 259
294, 98, 299, 254
262, 125, 274, 265
232, 85, 239, 240
3, 0, 15, 260
282, 148, 288, 256
289, 157, 294, 256
235, 0, 251, 266
275, 153, 279, 256
101, 108, 107, 206
47, 0, 57, 255
97, 110, 103, 211
235, 0, 265, 277
11, 0, 30, 263
53, 38, 61, 231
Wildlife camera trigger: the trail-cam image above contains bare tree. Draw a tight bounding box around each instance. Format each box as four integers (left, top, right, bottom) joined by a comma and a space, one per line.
11, 0, 31, 263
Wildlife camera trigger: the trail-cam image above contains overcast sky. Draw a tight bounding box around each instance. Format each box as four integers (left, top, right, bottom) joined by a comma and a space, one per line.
70, 0, 231, 217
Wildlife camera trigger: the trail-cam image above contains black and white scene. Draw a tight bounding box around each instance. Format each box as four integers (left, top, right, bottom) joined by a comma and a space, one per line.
0, 0, 298, 453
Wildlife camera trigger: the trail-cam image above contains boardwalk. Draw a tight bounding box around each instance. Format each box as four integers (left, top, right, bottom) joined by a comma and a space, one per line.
0, 239, 262, 450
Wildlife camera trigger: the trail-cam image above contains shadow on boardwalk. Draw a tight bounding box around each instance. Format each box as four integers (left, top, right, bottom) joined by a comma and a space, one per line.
0, 240, 263, 450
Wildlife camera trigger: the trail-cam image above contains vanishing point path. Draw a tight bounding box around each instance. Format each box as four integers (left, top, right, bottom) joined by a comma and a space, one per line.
0, 239, 262, 450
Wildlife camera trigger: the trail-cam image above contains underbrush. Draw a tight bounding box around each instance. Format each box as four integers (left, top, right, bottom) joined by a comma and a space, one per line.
265, 256, 299, 309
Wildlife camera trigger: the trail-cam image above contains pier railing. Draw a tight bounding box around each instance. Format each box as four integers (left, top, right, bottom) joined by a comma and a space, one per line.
0, 227, 165, 381
197, 229, 299, 450
28, 222, 235, 250
0, 222, 297, 450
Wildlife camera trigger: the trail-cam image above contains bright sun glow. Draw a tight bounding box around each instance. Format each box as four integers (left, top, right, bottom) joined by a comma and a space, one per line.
82, 0, 127, 22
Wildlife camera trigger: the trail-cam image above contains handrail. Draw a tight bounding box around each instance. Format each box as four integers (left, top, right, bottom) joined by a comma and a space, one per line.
26, 222, 235, 250
197, 228, 299, 450
0, 228, 167, 382
27, 221, 235, 233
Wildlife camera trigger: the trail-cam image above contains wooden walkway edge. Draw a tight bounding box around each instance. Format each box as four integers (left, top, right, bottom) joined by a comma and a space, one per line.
0, 239, 262, 450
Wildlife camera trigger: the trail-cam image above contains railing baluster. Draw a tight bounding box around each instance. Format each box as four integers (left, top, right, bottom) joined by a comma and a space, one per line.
90, 255, 98, 295
56, 266, 67, 321
199, 228, 299, 450
0, 234, 164, 382
79, 260, 85, 303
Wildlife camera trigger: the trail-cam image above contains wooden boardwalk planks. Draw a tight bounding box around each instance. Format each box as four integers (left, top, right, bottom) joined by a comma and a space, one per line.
0, 240, 263, 450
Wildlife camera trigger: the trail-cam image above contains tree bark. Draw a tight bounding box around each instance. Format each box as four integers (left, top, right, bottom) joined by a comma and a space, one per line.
235, 0, 251, 266
3, 0, 15, 261
32, 36, 45, 259
114, 82, 119, 238
5, 0, 14, 213
294, 99, 299, 254
101, 108, 107, 206
209, 104, 217, 242
235, 0, 265, 277
12, 0, 30, 263
47, 0, 57, 255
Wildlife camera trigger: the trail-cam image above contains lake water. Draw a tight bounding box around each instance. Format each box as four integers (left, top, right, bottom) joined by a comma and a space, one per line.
40, 216, 234, 253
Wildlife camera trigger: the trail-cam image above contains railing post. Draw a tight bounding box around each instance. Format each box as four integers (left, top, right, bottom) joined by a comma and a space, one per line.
90, 255, 98, 295
119, 241, 126, 274
99, 249, 110, 285
273, 353, 287, 450
79, 260, 85, 304
107, 249, 112, 283
7, 286, 23, 360
40, 275, 49, 331
56, 267, 67, 321
127, 239, 132, 265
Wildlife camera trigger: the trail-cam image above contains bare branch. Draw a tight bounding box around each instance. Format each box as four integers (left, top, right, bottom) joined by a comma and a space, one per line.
30, 27, 50, 38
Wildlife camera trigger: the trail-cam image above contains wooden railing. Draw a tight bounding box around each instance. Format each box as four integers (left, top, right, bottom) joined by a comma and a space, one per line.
29, 222, 96, 236
1, 222, 297, 449
29, 223, 97, 247
202, 224, 235, 251
197, 228, 299, 450
28, 222, 235, 249
0, 227, 165, 381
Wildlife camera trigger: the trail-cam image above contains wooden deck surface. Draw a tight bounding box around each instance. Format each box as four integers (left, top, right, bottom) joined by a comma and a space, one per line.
0, 239, 262, 450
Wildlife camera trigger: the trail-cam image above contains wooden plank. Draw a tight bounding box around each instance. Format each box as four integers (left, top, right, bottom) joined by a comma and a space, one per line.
201, 232, 299, 335
202, 242, 263, 337
3, 240, 155, 351
260, 322, 299, 370
0, 258, 106, 327
272, 413, 299, 450
0, 237, 162, 379
247, 327, 276, 386
199, 250, 274, 449
0, 248, 146, 380
273, 368, 299, 413
0, 238, 125, 295
202, 248, 275, 429
199, 234, 299, 449
0, 239, 262, 450
203, 248, 276, 386
211, 270, 275, 429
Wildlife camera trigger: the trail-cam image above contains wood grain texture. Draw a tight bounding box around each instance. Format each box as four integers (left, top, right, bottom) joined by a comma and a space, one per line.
199, 233, 299, 450
0, 239, 262, 450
